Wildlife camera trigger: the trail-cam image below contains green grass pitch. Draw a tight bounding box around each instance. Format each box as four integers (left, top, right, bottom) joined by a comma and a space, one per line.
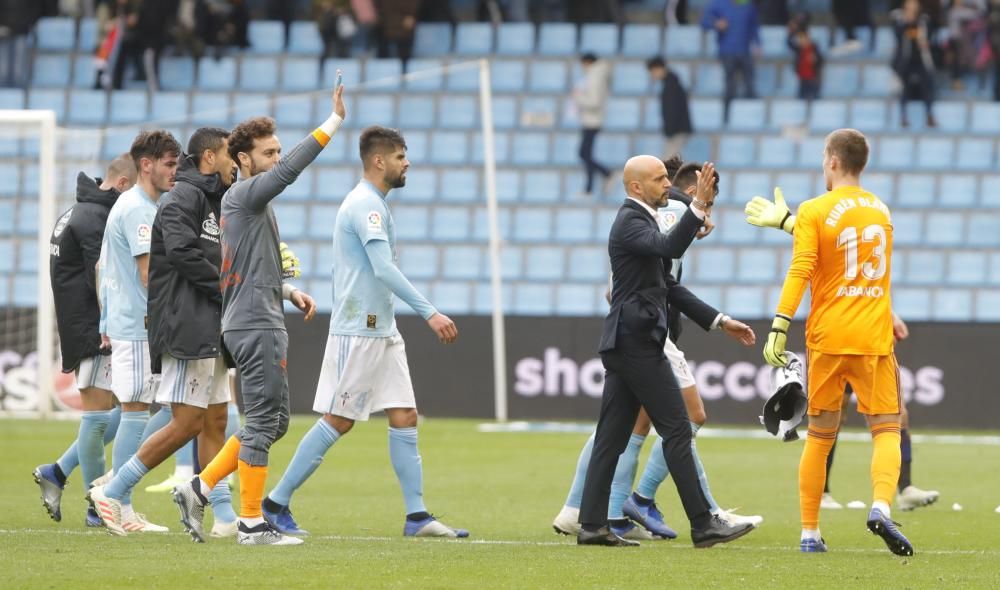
2, 417, 998, 589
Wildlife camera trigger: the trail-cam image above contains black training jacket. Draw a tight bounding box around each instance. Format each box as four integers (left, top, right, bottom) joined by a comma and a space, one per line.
50, 173, 121, 372
147, 157, 225, 372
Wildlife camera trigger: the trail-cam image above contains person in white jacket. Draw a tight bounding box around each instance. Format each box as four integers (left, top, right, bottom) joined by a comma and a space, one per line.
572, 53, 613, 198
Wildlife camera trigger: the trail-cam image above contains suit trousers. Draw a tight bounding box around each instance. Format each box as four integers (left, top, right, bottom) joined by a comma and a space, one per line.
580, 340, 713, 529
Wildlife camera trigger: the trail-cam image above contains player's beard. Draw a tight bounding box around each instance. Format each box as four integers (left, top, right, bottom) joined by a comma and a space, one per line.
387, 169, 407, 188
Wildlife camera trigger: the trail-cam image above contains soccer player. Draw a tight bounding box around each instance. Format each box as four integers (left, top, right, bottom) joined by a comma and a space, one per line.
553, 159, 761, 541
172, 83, 343, 546
94, 130, 181, 533
762, 128, 913, 555
90, 127, 240, 537
746, 185, 939, 513
33, 155, 136, 526
259, 125, 467, 539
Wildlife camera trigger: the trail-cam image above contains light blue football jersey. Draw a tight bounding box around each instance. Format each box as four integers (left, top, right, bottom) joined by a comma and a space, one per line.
98, 185, 157, 340
329, 180, 398, 337
657, 199, 690, 281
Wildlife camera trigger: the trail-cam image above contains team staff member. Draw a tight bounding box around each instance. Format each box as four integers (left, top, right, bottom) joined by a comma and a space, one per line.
578, 155, 756, 548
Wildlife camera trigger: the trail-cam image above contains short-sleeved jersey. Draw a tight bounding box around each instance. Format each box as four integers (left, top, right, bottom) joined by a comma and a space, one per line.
657, 199, 690, 281
329, 180, 397, 337
777, 185, 894, 355
98, 185, 157, 340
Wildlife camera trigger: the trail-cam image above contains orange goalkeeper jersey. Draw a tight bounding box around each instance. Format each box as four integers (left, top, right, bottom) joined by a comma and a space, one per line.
776, 185, 894, 355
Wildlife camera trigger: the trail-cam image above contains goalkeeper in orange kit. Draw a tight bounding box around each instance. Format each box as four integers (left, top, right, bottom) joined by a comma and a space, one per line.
756, 128, 913, 556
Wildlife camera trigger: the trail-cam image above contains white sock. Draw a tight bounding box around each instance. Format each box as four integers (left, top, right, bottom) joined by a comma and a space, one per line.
801, 528, 822, 541
872, 501, 891, 517
240, 516, 264, 527
174, 465, 194, 479
198, 478, 212, 499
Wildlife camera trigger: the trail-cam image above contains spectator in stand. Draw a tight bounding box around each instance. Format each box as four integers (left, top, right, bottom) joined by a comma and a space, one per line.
788, 15, 823, 102
0, 0, 42, 87
829, 0, 875, 55
701, 0, 760, 124
196, 0, 249, 57
646, 56, 693, 160
892, 0, 938, 127
990, 0, 1000, 101
375, 0, 421, 71
111, 0, 178, 91
945, 0, 986, 90
573, 53, 613, 199
350, 0, 376, 56
316, 0, 355, 59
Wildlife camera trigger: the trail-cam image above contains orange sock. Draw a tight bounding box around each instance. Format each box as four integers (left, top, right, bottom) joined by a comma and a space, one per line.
870, 422, 902, 506
200, 435, 241, 491
238, 460, 268, 519
799, 424, 839, 530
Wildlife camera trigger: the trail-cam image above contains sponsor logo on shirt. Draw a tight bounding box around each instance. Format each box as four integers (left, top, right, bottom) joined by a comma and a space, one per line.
367, 314, 377, 329
202, 212, 220, 236
53, 209, 72, 238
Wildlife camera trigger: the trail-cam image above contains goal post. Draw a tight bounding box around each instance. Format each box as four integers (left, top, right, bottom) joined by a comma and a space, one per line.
0, 109, 57, 418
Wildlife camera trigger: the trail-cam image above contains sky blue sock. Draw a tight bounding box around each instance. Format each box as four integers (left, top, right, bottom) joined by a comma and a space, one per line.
56, 439, 81, 477
268, 419, 340, 507
564, 432, 595, 509
210, 480, 237, 523
225, 403, 240, 440
176, 438, 194, 470
690, 422, 720, 513
105, 454, 149, 501
105, 405, 121, 444
111, 411, 148, 505
636, 435, 669, 500
141, 406, 171, 444
73, 410, 112, 487
609, 434, 645, 519
388, 427, 426, 515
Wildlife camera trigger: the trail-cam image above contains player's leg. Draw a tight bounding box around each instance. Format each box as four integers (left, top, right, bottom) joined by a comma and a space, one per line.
263, 333, 364, 535
552, 430, 595, 535
798, 351, 843, 552
232, 329, 301, 545
857, 354, 913, 556
895, 399, 939, 510
379, 334, 466, 538
197, 358, 238, 537
607, 410, 653, 540
34, 355, 115, 524
822, 389, 852, 510
144, 438, 194, 493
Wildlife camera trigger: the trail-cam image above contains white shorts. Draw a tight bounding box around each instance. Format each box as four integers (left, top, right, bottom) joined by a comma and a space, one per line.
75, 354, 113, 391
155, 355, 230, 409
313, 333, 416, 421
110, 339, 159, 404
663, 338, 696, 389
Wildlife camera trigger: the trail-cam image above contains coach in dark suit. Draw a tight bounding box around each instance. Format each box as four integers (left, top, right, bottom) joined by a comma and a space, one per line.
578, 155, 756, 547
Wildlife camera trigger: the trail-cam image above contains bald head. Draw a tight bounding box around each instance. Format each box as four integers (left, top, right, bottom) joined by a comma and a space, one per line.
623, 155, 671, 208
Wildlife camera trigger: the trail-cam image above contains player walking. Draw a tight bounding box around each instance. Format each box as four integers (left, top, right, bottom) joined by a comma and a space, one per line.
762, 128, 913, 556
260, 125, 467, 539
172, 82, 343, 545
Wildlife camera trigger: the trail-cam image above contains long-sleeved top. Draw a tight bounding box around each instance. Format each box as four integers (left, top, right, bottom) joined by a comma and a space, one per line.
50, 173, 121, 372
573, 60, 612, 129
659, 70, 693, 137
700, 0, 760, 57
219, 131, 330, 333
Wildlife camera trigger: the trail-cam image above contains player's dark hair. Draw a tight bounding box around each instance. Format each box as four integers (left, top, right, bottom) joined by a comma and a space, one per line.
663, 154, 684, 179
228, 116, 277, 162
673, 162, 721, 196
187, 127, 229, 167
646, 56, 666, 70
581, 52, 598, 64
825, 129, 869, 176
106, 152, 137, 183
359, 126, 407, 168
129, 130, 180, 168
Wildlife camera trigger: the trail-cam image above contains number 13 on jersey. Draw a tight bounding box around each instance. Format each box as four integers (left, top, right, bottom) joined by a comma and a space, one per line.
836, 224, 888, 281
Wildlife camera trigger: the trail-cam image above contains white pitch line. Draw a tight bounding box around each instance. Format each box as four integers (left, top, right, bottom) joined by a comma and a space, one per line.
2, 529, 994, 556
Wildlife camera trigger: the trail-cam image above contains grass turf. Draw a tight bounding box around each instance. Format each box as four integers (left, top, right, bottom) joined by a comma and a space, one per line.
2, 417, 998, 589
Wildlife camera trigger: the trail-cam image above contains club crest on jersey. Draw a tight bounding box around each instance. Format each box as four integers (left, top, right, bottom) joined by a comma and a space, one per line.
367, 211, 382, 230
660, 211, 677, 227
202, 212, 220, 236
136, 223, 151, 243
53, 209, 73, 237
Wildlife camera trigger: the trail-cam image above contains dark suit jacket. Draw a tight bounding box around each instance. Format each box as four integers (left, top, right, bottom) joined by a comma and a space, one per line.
599, 199, 719, 353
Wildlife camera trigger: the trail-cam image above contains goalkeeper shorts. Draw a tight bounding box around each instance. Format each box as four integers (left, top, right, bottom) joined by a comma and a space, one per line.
807, 350, 901, 416
313, 333, 416, 420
